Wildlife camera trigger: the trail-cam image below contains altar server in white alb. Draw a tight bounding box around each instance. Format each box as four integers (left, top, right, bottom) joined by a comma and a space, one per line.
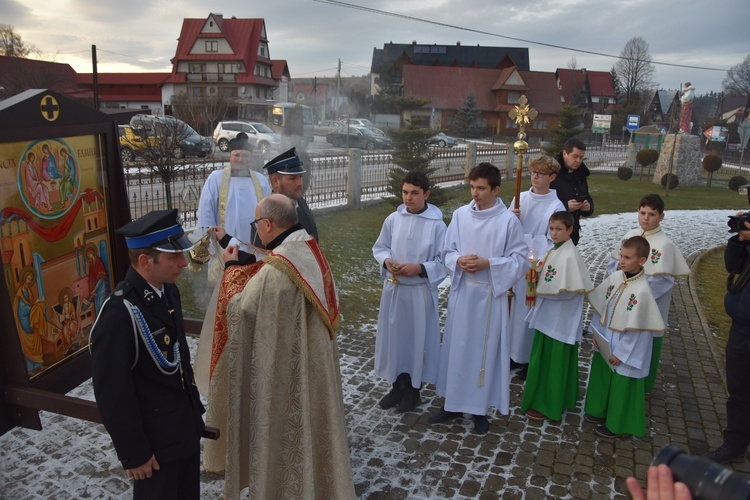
606, 194, 689, 393
520, 210, 593, 422
372, 171, 448, 412
431, 163, 529, 435
585, 236, 665, 439
508, 155, 565, 379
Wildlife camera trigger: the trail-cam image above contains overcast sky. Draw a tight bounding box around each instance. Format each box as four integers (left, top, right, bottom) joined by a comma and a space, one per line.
3, 0, 747, 95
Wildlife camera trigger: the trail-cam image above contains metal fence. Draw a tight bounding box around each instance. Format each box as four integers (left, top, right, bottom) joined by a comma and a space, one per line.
121, 143, 654, 226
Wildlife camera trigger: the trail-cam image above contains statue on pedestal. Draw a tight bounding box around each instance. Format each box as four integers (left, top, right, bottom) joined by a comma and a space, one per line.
679, 82, 695, 134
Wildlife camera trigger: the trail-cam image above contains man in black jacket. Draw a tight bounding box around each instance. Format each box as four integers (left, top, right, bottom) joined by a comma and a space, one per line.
550, 138, 594, 245
704, 215, 750, 464
251, 147, 318, 247
90, 209, 205, 499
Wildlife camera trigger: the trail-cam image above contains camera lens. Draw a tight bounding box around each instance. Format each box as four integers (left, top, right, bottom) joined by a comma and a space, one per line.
654, 445, 750, 500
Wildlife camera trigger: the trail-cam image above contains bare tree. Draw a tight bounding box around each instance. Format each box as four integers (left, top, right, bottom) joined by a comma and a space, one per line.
171, 92, 237, 136
722, 55, 750, 95
0, 25, 36, 57
614, 36, 657, 99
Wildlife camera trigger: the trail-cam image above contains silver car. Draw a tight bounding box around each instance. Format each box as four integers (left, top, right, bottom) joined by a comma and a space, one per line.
213, 120, 281, 154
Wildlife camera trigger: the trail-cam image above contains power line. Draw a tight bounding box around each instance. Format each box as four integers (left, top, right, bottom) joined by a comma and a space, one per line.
313, 0, 730, 73
96, 48, 172, 67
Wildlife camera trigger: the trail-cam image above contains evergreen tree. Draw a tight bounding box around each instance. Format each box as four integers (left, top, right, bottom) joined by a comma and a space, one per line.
454, 92, 482, 139
544, 104, 584, 156
387, 126, 446, 205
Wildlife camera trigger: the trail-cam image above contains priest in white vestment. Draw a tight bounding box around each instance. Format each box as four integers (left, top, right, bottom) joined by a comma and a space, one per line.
203, 194, 355, 499
431, 163, 529, 435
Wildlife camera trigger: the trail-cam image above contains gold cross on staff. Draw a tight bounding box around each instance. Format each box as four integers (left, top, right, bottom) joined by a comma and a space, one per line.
508, 94, 538, 135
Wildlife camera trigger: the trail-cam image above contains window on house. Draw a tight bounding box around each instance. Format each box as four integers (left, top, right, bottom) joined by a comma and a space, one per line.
188, 63, 206, 74
533, 120, 548, 130
219, 87, 238, 98
188, 87, 206, 97
508, 92, 521, 104
206, 41, 218, 52
259, 44, 266, 57
256, 87, 261, 98
217, 64, 234, 74
506, 119, 515, 129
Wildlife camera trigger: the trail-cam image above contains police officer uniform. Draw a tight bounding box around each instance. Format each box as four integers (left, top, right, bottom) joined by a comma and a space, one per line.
90, 209, 205, 499
249, 147, 318, 248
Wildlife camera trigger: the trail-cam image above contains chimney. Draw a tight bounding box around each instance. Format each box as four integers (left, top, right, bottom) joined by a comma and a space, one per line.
457, 41, 461, 46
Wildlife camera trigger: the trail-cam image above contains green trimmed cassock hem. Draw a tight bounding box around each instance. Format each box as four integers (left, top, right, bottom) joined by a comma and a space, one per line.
520, 330, 579, 421
584, 354, 646, 437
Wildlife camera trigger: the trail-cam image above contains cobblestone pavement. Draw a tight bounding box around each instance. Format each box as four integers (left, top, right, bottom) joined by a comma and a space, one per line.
2, 209, 749, 499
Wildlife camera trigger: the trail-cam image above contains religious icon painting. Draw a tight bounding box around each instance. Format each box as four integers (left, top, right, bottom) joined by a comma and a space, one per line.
0, 135, 115, 378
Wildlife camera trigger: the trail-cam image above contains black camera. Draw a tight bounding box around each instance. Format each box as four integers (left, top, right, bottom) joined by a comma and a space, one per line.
653, 445, 750, 499
727, 214, 750, 234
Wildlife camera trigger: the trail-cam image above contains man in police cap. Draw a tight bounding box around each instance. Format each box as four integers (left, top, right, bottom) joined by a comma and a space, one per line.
90, 209, 205, 499
251, 147, 317, 247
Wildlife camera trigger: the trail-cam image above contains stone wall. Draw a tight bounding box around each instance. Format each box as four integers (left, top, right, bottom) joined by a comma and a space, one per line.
653, 134, 703, 187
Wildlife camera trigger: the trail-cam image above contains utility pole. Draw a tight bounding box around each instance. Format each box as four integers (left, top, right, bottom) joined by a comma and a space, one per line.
92, 45, 100, 109
334, 58, 341, 119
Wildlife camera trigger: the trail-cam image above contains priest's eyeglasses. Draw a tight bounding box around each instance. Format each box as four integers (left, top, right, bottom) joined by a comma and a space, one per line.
250, 217, 271, 231
530, 170, 550, 177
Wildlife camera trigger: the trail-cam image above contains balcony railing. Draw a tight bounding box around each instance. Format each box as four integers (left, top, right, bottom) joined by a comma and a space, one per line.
185, 72, 238, 83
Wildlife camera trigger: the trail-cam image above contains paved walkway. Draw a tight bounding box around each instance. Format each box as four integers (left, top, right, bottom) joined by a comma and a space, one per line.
2, 210, 748, 499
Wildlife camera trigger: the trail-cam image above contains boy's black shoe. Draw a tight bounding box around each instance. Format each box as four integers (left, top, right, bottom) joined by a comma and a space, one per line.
473, 415, 490, 435
516, 364, 529, 381
378, 373, 410, 409
702, 444, 747, 464
595, 424, 627, 439
396, 386, 421, 412
583, 413, 607, 424
428, 408, 462, 424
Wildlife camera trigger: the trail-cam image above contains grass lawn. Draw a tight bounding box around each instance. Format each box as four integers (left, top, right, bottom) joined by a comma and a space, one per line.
694, 247, 731, 351
178, 172, 745, 337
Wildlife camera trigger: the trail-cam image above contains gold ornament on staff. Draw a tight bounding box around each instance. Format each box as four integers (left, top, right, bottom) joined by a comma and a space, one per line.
508, 95, 538, 211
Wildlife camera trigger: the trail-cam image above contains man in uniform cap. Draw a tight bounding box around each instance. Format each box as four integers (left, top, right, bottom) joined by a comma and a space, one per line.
90, 209, 205, 499
250, 147, 317, 247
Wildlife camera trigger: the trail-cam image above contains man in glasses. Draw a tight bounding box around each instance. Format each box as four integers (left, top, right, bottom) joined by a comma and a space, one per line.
550, 138, 594, 245
204, 193, 355, 498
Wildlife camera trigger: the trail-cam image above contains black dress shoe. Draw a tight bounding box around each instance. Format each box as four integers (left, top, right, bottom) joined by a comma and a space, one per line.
378, 373, 410, 409
396, 386, 422, 412
428, 408, 462, 424
516, 364, 528, 381
702, 444, 747, 464
595, 424, 627, 439
473, 414, 490, 434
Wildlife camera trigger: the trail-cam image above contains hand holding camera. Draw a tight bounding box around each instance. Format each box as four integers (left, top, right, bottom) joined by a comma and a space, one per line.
727, 212, 750, 240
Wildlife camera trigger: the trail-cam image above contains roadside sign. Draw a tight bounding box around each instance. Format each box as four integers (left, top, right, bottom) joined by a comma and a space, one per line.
592, 114, 612, 134
627, 115, 640, 131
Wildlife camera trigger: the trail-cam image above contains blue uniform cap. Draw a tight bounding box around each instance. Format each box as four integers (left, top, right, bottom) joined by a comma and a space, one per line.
116, 209, 194, 253
263, 147, 306, 175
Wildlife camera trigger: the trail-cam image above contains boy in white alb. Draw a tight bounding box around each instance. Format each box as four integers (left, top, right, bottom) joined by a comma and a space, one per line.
508, 155, 566, 379
606, 194, 689, 392
372, 171, 448, 412
430, 163, 529, 435
521, 211, 593, 421
585, 236, 666, 438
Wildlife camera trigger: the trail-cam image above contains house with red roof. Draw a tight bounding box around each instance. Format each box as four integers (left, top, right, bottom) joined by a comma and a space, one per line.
555, 68, 617, 127
76, 73, 168, 114
161, 13, 290, 121
0, 56, 91, 100
401, 60, 562, 139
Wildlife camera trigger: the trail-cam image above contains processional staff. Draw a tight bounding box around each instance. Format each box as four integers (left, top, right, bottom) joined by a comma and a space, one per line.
508, 95, 539, 305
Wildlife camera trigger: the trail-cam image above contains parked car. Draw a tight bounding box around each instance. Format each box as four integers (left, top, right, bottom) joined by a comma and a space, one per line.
213, 120, 281, 154
118, 125, 157, 162
365, 126, 387, 137
130, 114, 211, 158
430, 132, 458, 147
340, 118, 373, 128
326, 126, 393, 150
314, 120, 345, 136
